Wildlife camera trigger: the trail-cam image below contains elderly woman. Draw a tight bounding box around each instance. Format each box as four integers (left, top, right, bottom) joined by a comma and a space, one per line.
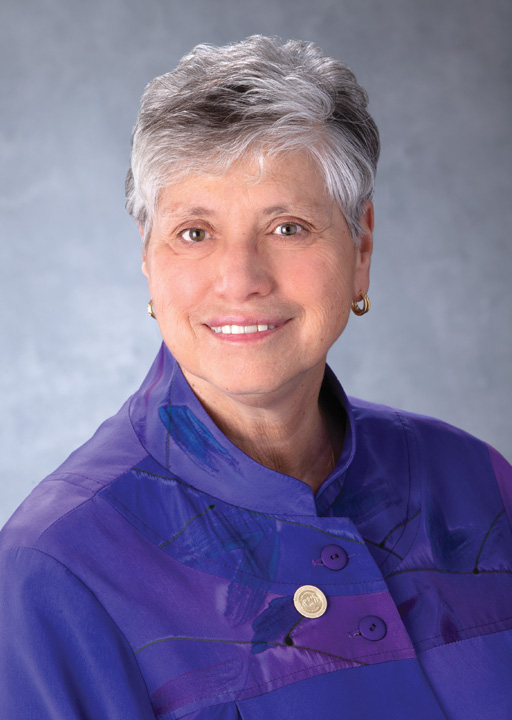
1, 36, 511, 720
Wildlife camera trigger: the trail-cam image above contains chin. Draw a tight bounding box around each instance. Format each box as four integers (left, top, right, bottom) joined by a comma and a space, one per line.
186, 361, 291, 399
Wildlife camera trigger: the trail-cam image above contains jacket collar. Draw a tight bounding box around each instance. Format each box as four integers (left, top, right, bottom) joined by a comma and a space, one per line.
129, 344, 356, 517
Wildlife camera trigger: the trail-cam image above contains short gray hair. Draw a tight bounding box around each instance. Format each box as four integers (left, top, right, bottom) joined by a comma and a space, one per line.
125, 35, 380, 245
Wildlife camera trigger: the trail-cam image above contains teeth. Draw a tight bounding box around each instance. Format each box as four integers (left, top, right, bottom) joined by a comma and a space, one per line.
211, 324, 276, 334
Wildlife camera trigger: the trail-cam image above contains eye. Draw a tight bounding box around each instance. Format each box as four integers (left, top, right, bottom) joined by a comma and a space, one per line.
180, 228, 208, 242
273, 222, 303, 237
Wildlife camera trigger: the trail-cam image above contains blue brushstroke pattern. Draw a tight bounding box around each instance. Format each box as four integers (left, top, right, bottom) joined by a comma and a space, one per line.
159, 405, 238, 472
221, 523, 280, 627
425, 497, 473, 571
251, 596, 298, 654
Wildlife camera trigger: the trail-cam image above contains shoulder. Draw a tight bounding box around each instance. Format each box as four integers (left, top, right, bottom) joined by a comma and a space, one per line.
349, 394, 495, 459
0, 397, 148, 555
348, 395, 512, 523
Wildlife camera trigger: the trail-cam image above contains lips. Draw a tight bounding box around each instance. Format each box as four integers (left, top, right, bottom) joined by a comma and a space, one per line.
209, 323, 277, 335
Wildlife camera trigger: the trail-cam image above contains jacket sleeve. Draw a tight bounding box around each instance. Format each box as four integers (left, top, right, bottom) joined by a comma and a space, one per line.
0, 546, 155, 719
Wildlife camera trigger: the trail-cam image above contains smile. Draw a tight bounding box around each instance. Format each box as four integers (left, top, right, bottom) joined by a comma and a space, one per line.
209, 324, 277, 335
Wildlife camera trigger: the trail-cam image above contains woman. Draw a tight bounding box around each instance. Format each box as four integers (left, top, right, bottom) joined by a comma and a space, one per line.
1, 36, 511, 719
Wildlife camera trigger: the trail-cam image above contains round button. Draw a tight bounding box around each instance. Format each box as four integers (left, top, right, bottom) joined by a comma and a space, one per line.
359, 615, 387, 641
293, 585, 328, 618
320, 544, 348, 570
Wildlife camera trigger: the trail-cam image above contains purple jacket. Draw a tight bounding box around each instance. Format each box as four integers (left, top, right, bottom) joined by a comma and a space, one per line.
1, 343, 512, 719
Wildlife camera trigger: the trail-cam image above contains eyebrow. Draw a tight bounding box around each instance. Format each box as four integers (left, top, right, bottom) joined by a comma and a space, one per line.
159, 203, 325, 218
160, 205, 215, 219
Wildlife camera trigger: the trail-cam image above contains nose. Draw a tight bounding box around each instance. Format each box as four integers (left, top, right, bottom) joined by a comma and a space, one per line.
212, 239, 274, 301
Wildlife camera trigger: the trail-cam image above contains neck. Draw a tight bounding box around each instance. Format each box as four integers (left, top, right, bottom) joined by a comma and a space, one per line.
183, 365, 342, 493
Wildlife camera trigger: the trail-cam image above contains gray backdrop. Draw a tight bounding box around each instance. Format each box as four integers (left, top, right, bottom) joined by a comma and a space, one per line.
1, 0, 511, 528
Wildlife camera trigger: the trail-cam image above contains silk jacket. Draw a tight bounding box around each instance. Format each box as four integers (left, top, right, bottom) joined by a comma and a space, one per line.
1, 344, 512, 719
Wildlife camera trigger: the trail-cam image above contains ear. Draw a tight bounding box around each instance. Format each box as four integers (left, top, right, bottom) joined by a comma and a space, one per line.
353, 201, 374, 299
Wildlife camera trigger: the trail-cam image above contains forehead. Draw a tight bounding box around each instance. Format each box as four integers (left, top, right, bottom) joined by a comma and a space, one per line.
156, 151, 334, 218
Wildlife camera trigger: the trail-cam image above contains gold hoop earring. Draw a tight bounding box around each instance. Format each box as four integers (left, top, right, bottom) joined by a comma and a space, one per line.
147, 300, 156, 319
351, 292, 370, 316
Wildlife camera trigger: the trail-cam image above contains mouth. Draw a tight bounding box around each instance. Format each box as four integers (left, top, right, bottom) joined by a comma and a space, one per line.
209, 323, 277, 335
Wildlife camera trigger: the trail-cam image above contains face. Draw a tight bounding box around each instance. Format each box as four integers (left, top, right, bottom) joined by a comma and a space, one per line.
142, 152, 373, 410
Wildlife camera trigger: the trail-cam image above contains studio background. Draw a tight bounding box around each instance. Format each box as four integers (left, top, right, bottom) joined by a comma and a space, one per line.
1, 0, 511, 528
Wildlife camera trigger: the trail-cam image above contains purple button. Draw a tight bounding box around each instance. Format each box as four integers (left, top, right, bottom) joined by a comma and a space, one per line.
320, 544, 348, 570
359, 615, 387, 641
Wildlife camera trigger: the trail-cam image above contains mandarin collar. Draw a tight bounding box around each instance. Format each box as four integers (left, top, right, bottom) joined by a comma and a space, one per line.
129, 344, 356, 517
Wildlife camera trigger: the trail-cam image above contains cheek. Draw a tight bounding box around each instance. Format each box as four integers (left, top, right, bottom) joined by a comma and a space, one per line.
314, 292, 351, 342
290, 252, 354, 309
150, 262, 207, 320
297, 258, 354, 343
